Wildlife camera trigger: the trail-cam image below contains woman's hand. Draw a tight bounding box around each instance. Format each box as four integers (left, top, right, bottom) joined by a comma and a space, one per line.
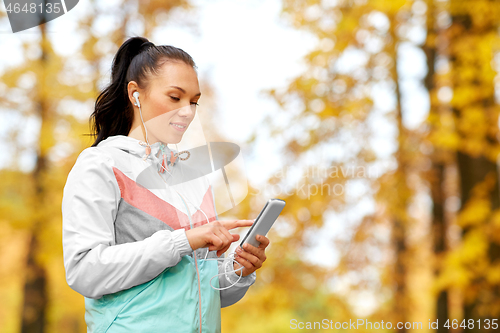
185, 220, 254, 257
233, 234, 269, 277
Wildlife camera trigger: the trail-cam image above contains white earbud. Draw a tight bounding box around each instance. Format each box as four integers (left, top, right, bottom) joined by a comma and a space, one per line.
133, 91, 141, 108
133, 90, 149, 147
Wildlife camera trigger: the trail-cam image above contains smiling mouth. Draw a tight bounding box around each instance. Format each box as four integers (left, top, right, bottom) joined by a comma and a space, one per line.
170, 123, 187, 130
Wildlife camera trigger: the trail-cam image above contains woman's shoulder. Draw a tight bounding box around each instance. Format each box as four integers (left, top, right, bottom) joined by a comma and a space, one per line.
73, 146, 114, 167
63, 147, 121, 201
67, 147, 117, 182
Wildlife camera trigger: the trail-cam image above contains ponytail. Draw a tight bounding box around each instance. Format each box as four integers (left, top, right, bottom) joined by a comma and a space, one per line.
88, 36, 197, 147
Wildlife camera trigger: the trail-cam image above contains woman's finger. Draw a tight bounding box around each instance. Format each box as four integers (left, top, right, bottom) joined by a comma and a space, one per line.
207, 233, 223, 251
219, 226, 237, 246
217, 246, 230, 257
220, 219, 254, 230
234, 256, 253, 271
236, 248, 261, 268
217, 239, 232, 256
214, 229, 231, 250
241, 243, 266, 263
233, 261, 245, 276
256, 235, 270, 249
221, 235, 240, 253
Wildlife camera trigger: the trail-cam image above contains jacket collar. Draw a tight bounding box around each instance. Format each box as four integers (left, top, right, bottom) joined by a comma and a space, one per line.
97, 135, 179, 166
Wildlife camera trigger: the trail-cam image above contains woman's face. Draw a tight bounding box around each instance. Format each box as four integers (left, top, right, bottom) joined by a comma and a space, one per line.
128, 60, 201, 145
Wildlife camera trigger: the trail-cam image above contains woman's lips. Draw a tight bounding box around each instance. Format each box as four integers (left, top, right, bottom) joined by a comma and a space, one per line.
170, 122, 187, 132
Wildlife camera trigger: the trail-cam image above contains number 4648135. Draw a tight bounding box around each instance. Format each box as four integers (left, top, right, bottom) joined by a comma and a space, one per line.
444, 319, 498, 330
5, 3, 61, 14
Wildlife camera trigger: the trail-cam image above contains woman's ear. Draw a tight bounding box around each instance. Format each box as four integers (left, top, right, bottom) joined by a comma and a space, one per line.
127, 81, 140, 107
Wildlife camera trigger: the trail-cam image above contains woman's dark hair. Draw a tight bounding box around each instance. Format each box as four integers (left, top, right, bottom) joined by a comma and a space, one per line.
89, 36, 197, 147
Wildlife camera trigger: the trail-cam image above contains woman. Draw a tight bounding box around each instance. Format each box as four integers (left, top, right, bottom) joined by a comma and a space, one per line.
61, 36, 269, 332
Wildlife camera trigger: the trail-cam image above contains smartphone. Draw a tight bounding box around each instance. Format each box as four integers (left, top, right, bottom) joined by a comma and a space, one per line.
239, 198, 286, 249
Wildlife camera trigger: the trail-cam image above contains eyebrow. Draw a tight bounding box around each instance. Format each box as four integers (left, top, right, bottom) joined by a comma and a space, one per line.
170, 86, 201, 97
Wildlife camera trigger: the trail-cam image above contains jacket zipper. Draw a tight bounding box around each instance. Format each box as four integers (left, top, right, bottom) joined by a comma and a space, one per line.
192, 247, 203, 333
176, 191, 203, 333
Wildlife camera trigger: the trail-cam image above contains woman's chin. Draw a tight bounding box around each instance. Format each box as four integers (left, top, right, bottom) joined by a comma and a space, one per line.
159, 134, 183, 145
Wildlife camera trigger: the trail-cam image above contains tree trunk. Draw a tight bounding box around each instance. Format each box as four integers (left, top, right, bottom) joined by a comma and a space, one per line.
20, 22, 49, 333
388, 13, 409, 333
450, 0, 500, 328
457, 152, 500, 325
423, 1, 449, 330
21, 233, 47, 333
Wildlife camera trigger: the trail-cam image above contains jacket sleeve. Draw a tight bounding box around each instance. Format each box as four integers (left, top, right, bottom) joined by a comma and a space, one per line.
62, 147, 193, 299
206, 183, 256, 307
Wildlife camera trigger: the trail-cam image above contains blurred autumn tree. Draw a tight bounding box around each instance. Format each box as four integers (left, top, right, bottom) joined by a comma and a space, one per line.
236, 0, 500, 332
444, 0, 500, 327
252, 0, 425, 331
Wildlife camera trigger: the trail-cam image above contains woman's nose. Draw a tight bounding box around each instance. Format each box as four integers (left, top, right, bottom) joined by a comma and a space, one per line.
177, 104, 196, 116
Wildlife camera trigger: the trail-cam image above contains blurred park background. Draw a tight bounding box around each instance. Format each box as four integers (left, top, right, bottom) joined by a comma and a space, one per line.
1, 0, 500, 332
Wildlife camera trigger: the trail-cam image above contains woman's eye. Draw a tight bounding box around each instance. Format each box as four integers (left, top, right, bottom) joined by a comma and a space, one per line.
170, 96, 199, 106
